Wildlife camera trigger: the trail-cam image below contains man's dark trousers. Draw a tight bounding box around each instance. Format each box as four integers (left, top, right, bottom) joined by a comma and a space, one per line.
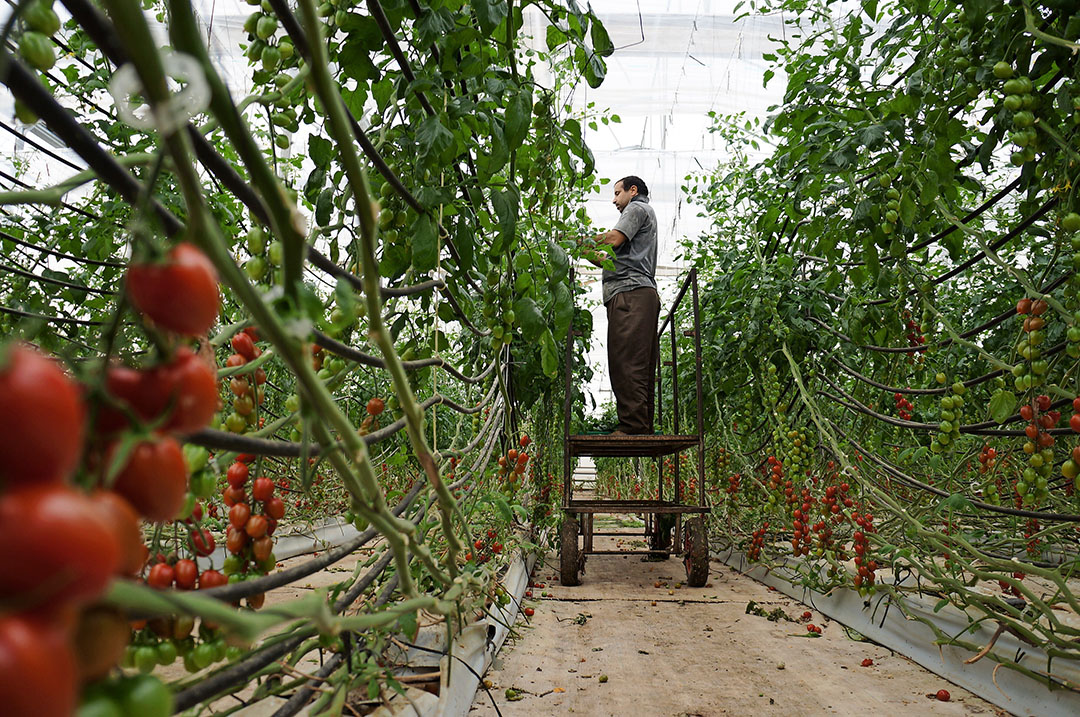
607, 286, 660, 434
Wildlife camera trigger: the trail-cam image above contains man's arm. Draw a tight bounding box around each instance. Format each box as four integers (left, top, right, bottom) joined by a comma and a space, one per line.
582, 229, 628, 267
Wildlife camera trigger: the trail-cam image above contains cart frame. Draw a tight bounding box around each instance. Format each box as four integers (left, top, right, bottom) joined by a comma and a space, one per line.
560, 268, 709, 585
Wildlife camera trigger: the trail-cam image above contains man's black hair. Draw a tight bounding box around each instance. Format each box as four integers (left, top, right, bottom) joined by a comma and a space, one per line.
617, 175, 649, 198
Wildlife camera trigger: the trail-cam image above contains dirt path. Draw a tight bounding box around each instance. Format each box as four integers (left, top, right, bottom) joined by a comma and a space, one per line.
470, 521, 1008, 717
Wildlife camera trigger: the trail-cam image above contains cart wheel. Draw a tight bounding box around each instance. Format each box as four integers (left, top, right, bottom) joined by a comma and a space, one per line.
560, 516, 581, 586
683, 515, 709, 587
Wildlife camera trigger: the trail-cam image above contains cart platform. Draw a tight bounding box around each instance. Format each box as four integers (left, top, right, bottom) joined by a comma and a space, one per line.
568, 433, 700, 458
563, 498, 710, 514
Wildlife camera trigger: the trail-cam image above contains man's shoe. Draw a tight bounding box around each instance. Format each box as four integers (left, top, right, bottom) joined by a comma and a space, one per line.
609, 429, 629, 436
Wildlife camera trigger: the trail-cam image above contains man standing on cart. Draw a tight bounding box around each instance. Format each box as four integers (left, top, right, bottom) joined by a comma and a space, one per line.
585, 175, 659, 436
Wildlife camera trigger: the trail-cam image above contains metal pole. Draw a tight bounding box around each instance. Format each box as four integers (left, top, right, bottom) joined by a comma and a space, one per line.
692, 269, 706, 508
671, 317, 680, 507
563, 267, 574, 508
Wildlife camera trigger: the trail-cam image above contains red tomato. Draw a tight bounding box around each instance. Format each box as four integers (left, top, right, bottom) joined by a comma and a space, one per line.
110, 437, 188, 522
0, 614, 77, 716
520, 434, 530, 447
236, 453, 256, 464
223, 485, 247, 507
229, 502, 251, 530
252, 476, 274, 502
0, 485, 119, 612
227, 462, 250, 488
174, 559, 198, 590
266, 516, 278, 535
230, 377, 250, 396
935, 689, 950, 702
1071, 413, 1080, 433
231, 332, 257, 361
245, 515, 268, 539
0, 343, 85, 485
252, 535, 273, 562
161, 347, 218, 434
189, 527, 215, 557
242, 326, 259, 341
225, 353, 246, 368
254, 367, 267, 385
366, 397, 385, 416
264, 497, 285, 520
73, 606, 130, 681
199, 569, 227, 589
126, 242, 220, 336
226, 526, 248, 554
247, 592, 265, 609
90, 490, 145, 575
146, 562, 175, 589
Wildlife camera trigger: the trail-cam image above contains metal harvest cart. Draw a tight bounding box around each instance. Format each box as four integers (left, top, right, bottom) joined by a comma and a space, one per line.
559, 268, 710, 587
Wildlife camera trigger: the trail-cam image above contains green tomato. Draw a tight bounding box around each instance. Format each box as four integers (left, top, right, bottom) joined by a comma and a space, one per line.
23, 1, 61, 36
256, 15, 277, 40
76, 692, 123, 717
192, 642, 217, 670
268, 240, 283, 265
245, 255, 268, 281
1063, 213, 1080, 233
18, 31, 55, 71
258, 553, 276, 572
13, 99, 36, 124
134, 645, 159, 673
261, 45, 281, 72
226, 645, 245, 662
993, 61, 1014, 80
226, 412, 247, 433
246, 228, 267, 255
176, 492, 196, 521
156, 640, 178, 665
243, 11, 261, 33
285, 394, 300, 412
183, 444, 210, 472
117, 675, 172, 717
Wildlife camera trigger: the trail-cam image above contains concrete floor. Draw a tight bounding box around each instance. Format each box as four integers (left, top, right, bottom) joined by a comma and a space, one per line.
470, 521, 1008, 717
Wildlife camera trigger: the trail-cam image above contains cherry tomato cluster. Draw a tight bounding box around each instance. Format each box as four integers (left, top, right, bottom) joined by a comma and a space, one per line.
1023, 517, 1041, 559
466, 529, 504, 565
998, 570, 1027, 598
725, 473, 742, 498
852, 512, 877, 591
806, 623, 822, 635
224, 327, 267, 434
893, 391, 914, 421
496, 435, 531, 489
221, 454, 284, 597
1, 341, 213, 713
747, 522, 769, 561
1018, 395, 1056, 505
789, 486, 817, 557
0, 241, 219, 715
901, 310, 926, 360
359, 396, 385, 435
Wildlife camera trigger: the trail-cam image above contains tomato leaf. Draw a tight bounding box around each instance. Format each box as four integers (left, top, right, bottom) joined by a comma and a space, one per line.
540, 328, 559, 377
988, 390, 1017, 424
513, 296, 545, 342
308, 136, 333, 169
505, 89, 532, 148
471, 0, 507, 35
411, 215, 438, 272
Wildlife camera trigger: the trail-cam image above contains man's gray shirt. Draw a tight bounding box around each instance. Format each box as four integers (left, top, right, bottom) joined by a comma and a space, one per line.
602, 195, 658, 305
